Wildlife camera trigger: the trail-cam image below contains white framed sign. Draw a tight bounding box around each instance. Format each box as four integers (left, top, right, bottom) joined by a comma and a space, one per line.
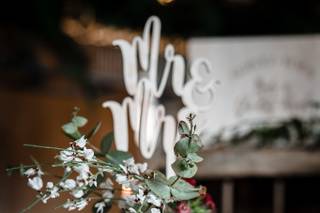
188, 36, 320, 142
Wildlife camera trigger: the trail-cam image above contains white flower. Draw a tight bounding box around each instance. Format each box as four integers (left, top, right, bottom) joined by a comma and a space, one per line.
65, 166, 72, 173
137, 163, 148, 173
128, 207, 137, 213
59, 147, 74, 163
28, 176, 43, 191
83, 148, 95, 161
71, 189, 84, 198
74, 163, 90, 180
151, 208, 161, 213
147, 193, 162, 207
136, 189, 146, 203
46, 182, 54, 189
24, 168, 36, 177
88, 177, 97, 187
100, 178, 113, 189
127, 164, 140, 175
94, 201, 106, 213
75, 136, 87, 148
75, 199, 88, 211
63, 199, 88, 211
61, 179, 76, 190
115, 174, 129, 186
102, 190, 114, 201
41, 185, 60, 203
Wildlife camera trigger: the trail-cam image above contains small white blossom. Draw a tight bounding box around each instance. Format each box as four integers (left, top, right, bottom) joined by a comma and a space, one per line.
46, 182, 54, 189
28, 176, 43, 191
100, 178, 113, 189
65, 166, 72, 173
59, 147, 74, 163
63, 199, 88, 211
88, 177, 97, 187
71, 189, 84, 198
94, 201, 106, 213
151, 208, 161, 213
147, 193, 162, 207
75, 136, 87, 148
115, 174, 129, 186
83, 148, 95, 161
136, 189, 146, 203
128, 207, 137, 213
42, 185, 60, 203
137, 163, 148, 173
24, 168, 36, 177
102, 190, 114, 201
60, 179, 76, 190
74, 163, 90, 180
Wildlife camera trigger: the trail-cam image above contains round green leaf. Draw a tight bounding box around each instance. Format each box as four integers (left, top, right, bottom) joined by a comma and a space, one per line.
172, 159, 198, 178
62, 122, 77, 135
174, 137, 190, 157
187, 153, 203, 163
72, 116, 88, 127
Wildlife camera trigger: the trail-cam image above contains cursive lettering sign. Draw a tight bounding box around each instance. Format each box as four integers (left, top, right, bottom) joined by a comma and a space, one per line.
102, 16, 215, 176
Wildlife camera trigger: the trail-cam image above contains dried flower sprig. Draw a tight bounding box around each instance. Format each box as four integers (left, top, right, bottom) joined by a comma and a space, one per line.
6, 108, 205, 213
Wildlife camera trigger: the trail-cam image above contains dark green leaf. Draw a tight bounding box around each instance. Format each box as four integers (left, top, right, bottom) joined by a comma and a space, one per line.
100, 132, 114, 154
106, 150, 132, 165
178, 121, 190, 136
72, 116, 88, 127
86, 122, 102, 139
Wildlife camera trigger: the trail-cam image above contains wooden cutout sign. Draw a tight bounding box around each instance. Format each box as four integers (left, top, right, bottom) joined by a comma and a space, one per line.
102, 16, 215, 176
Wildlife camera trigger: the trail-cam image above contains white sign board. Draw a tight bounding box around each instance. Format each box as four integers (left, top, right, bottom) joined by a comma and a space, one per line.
188, 36, 320, 143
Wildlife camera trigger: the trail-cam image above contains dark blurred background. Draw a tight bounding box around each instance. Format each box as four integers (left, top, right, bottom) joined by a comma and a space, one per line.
1, 0, 320, 212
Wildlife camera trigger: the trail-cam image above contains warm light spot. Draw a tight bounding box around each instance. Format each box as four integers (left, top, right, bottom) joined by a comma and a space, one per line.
121, 186, 132, 198
157, 0, 175, 5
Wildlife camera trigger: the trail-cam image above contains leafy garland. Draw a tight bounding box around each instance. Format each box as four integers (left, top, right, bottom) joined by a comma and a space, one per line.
6, 108, 215, 213
211, 117, 320, 150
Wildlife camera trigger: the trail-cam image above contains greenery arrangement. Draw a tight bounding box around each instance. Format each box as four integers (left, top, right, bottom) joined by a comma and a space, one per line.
211, 117, 320, 150
6, 108, 216, 213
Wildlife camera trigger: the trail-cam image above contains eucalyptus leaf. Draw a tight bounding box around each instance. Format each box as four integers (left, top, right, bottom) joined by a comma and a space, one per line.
172, 159, 198, 178
174, 137, 190, 157
72, 116, 88, 127
191, 134, 202, 146
178, 121, 190, 136
100, 132, 114, 154
62, 122, 77, 135
146, 179, 171, 200
187, 153, 203, 163
171, 188, 199, 201
106, 150, 132, 165
153, 171, 169, 184
168, 176, 197, 191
